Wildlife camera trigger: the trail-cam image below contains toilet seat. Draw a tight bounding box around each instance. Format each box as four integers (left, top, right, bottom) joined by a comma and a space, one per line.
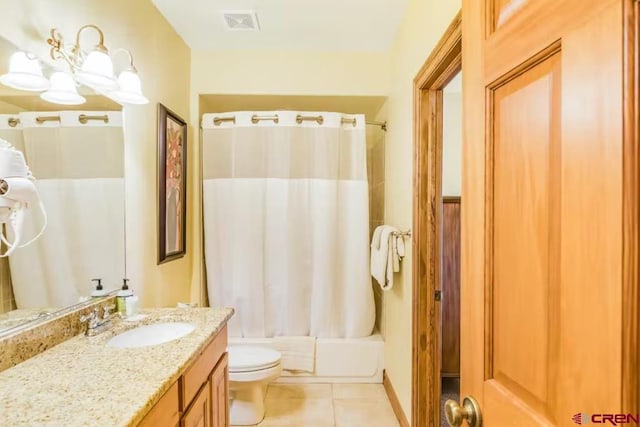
229, 364, 282, 383
228, 346, 281, 373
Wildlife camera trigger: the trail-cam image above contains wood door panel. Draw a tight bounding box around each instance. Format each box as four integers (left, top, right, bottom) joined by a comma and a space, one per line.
484, 380, 554, 427
557, 1, 622, 414
182, 382, 211, 427
484, 0, 617, 85
441, 199, 461, 376
210, 353, 229, 427
489, 53, 560, 414
461, 0, 630, 425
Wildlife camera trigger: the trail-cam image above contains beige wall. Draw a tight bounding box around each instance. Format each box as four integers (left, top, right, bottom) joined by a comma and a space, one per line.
191, 50, 390, 97
381, 0, 461, 418
0, 100, 23, 115
443, 91, 462, 196
0, 0, 193, 307
189, 50, 391, 304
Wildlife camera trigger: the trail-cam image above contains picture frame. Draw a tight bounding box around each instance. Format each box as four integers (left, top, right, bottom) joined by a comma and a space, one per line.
157, 103, 187, 264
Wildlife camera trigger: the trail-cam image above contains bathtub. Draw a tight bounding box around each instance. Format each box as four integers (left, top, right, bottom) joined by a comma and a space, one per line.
228, 333, 384, 384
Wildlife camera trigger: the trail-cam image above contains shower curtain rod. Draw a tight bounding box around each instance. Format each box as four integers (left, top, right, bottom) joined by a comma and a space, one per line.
365, 120, 387, 131
35, 115, 61, 124
31, 114, 110, 125
78, 114, 109, 124
210, 113, 388, 131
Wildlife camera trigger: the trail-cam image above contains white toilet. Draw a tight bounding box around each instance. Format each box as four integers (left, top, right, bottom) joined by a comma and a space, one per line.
227, 346, 282, 426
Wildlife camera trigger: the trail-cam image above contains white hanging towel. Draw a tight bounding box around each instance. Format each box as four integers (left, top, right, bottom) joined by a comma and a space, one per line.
273, 336, 316, 373
370, 225, 402, 290
393, 233, 406, 272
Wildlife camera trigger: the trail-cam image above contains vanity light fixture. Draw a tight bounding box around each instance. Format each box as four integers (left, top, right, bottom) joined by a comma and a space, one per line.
0, 24, 148, 106
0, 51, 50, 92
108, 49, 149, 105
48, 25, 118, 91
47, 25, 148, 104
40, 71, 86, 105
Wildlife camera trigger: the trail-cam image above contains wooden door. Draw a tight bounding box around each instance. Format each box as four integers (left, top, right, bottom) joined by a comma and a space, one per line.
210, 353, 229, 427
182, 382, 211, 427
460, 0, 638, 426
441, 198, 461, 377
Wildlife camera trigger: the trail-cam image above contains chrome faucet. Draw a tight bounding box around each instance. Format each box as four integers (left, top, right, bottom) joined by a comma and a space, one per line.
79, 304, 120, 337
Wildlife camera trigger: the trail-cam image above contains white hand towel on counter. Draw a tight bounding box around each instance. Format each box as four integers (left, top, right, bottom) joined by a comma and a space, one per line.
370, 225, 400, 291
273, 336, 316, 373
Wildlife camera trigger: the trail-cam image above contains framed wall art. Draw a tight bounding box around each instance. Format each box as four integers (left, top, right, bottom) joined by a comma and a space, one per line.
157, 103, 187, 264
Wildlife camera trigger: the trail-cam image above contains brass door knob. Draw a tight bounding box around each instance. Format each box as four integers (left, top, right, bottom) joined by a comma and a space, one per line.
444, 396, 482, 427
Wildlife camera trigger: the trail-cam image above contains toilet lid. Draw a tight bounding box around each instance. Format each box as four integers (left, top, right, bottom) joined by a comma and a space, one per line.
228, 346, 281, 373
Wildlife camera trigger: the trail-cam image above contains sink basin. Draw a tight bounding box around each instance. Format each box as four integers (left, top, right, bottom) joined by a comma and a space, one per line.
107, 322, 196, 349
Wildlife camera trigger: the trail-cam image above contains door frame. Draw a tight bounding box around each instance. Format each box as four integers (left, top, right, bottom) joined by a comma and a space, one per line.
412, 11, 461, 427
622, 0, 640, 412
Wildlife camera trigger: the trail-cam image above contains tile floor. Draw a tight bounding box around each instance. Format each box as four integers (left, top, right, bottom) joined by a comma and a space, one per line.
233, 383, 401, 427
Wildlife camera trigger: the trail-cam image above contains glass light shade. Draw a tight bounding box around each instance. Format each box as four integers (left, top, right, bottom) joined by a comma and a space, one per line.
0, 52, 50, 92
75, 50, 117, 91
40, 72, 86, 105
109, 70, 149, 105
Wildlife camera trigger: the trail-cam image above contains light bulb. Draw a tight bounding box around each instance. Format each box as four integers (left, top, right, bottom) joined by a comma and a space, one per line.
0, 52, 50, 92
109, 69, 149, 105
75, 50, 117, 91
40, 72, 86, 105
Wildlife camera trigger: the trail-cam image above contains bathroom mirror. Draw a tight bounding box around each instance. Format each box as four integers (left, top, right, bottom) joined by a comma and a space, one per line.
0, 36, 126, 336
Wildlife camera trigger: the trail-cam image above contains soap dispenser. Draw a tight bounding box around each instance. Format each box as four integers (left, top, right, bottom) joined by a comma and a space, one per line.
90, 278, 107, 297
116, 279, 134, 315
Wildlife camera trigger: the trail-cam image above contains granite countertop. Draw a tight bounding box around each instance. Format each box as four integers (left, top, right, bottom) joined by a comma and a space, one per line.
0, 308, 55, 332
0, 307, 234, 427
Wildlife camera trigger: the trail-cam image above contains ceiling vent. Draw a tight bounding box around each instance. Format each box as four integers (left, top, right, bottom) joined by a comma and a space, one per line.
221, 11, 260, 31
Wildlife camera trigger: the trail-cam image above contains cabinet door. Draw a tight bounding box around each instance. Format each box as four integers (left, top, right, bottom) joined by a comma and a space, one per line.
182, 382, 211, 427
210, 353, 229, 427
139, 381, 180, 427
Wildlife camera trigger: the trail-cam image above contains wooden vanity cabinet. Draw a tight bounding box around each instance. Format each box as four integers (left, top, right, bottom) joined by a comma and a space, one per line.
138, 382, 181, 427
182, 381, 211, 427
139, 326, 229, 427
209, 353, 229, 427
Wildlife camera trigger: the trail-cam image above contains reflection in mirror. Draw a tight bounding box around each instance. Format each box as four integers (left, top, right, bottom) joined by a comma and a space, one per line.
0, 36, 125, 334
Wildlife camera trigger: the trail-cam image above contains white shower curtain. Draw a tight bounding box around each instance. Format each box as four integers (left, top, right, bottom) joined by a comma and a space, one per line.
0, 111, 125, 308
202, 111, 375, 338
